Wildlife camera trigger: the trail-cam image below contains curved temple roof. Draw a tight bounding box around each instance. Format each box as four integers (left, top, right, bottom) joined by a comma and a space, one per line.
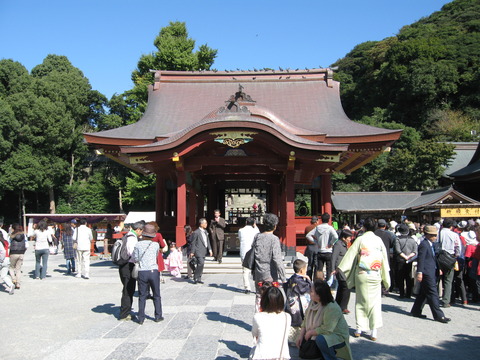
85, 69, 401, 146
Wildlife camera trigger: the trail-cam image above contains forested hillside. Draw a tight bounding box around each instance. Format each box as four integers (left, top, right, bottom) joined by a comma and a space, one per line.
332, 0, 480, 192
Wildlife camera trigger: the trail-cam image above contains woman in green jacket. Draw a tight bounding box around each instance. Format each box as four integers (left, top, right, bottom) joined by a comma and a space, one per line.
296, 280, 352, 360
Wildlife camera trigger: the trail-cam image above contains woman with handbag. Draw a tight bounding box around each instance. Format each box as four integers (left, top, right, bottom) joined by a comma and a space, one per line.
252, 213, 286, 309
132, 224, 163, 324
296, 280, 352, 360
250, 284, 291, 360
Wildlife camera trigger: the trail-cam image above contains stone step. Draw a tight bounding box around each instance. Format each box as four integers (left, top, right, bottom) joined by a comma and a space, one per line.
191, 256, 296, 275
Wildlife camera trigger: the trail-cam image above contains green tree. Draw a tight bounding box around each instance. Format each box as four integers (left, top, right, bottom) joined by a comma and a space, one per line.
424, 109, 480, 141
122, 172, 156, 210
56, 172, 111, 213
0, 55, 107, 214
0, 59, 30, 98
380, 140, 455, 191
128, 21, 217, 116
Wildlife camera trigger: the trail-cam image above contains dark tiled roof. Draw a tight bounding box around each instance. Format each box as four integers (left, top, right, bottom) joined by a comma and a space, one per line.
444, 142, 478, 177
332, 186, 480, 213
448, 142, 480, 178
87, 69, 399, 141
332, 191, 421, 212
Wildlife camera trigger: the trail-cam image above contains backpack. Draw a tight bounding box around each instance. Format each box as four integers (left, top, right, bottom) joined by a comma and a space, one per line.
284, 276, 311, 327
111, 233, 131, 266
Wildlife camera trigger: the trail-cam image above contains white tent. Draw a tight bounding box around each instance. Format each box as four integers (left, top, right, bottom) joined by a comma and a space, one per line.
124, 211, 156, 224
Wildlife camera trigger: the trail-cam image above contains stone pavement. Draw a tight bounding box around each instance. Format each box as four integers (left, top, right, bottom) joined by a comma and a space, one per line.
1, 244, 479, 360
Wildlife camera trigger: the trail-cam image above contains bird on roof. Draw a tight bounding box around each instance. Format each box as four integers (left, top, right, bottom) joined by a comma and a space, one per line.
279, 66, 284, 71
252, 77, 256, 80
286, 76, 290, 79
232, 77, 237, 80
279, 76, 282, 79
254, 68, 258, 71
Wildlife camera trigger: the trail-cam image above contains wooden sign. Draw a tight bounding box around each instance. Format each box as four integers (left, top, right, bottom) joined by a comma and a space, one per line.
441, 208, 480, 217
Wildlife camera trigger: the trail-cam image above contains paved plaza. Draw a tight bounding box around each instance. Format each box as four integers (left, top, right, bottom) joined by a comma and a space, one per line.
2, 244, 479, 360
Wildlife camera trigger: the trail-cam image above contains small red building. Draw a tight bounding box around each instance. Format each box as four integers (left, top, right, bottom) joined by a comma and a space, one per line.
84, 69, 401, 253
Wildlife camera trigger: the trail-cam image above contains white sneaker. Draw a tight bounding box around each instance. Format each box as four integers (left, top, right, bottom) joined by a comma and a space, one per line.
75, 274, 82, 278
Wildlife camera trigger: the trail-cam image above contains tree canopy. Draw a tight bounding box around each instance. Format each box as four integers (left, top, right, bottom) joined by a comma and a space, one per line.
332, 0, 479, 192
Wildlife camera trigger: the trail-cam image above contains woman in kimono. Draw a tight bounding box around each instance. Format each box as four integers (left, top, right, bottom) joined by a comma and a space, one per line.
338, 217, 390, 341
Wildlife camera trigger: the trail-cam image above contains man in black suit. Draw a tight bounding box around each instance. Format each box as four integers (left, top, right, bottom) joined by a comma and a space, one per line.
209, 209, 226, 264
410, 225, 450, 323
190, 218, 212, 284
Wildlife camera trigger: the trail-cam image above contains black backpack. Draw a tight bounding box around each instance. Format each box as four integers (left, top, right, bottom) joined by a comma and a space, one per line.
111, 233, 131, 266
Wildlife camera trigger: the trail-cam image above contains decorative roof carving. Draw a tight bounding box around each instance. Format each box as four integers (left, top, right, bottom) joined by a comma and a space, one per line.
218, 84, 255, 114
211, 131, 257, 148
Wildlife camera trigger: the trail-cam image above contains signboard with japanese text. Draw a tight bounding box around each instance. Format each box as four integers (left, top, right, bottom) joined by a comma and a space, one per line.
440, 208, 480, 217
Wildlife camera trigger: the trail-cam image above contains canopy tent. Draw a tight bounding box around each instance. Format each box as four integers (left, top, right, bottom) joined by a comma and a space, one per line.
123, 211, 156, 224
24, 213, 126, 224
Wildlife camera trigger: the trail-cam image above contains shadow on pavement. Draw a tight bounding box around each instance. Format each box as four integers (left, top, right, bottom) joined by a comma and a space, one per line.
382, 303, 412, 315
90, 260, 116, 268
205, 311, 252, 331
91, 303, 119, 317
218, 340, 251, 359
351, 333, 480, 359
208, 283, 245, 294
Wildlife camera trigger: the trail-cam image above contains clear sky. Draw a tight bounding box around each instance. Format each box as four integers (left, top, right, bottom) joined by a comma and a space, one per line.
1, 0, 452, 99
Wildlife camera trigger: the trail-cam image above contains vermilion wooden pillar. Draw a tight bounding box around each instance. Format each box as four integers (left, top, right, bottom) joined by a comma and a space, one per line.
176, 170, 187, 246
285, 170, 296, 253
322, 174, 333, 219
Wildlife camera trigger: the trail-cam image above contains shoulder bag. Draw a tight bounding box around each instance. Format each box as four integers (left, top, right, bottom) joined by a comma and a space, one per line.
132, 242, 152, 279
242, 234, 259, 271
299, 338, 323, 359
436, 249, 456, 273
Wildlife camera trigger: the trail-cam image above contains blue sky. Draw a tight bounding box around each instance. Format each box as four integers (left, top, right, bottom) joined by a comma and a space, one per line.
1, 0, 452, 99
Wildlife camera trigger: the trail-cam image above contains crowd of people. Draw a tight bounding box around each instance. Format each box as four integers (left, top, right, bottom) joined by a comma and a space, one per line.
2, 212, 480, 359
245, 214, 480, 359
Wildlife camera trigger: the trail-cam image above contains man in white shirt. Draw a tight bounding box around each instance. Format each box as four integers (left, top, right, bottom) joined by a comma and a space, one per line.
75, 218, 93, 279
438, 218, 460, 308
238, 217, 260, 293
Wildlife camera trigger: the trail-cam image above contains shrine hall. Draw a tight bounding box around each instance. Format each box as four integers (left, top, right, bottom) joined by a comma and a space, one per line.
84, 69, 401, 254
